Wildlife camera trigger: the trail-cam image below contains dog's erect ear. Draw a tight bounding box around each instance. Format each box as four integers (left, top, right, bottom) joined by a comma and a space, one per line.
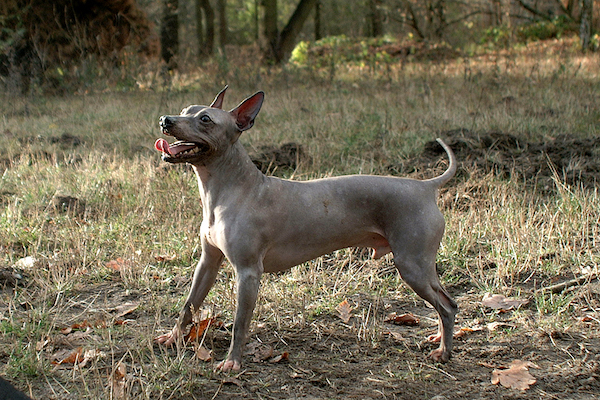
210, 85, 228, 109
230, 91, 264, 132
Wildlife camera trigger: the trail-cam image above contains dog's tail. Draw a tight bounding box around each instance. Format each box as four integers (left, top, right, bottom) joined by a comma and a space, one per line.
427, 138, 457, 187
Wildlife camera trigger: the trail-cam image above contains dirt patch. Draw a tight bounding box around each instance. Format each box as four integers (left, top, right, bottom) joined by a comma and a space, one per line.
250, 142, 310, 175
390, 129, 600, 190
7, 281, 598, 400
48, 194, 86, 217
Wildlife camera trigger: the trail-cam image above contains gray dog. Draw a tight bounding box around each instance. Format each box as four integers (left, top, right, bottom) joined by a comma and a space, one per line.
154, 87, 458, 372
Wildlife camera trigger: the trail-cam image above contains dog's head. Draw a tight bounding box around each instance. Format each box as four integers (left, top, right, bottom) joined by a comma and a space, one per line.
156, 86, 264, 164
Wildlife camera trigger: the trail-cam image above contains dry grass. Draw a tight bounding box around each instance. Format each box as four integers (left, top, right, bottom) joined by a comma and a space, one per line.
0, 37, 599, 399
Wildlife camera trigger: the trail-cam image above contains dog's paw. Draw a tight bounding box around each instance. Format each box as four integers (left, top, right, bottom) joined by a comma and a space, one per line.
215, 359, 241, 373
428, 348, 450, 363
154, 327, 180, 346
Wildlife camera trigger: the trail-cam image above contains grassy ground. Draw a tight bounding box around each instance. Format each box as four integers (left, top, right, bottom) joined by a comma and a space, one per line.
0, 37, 599, 399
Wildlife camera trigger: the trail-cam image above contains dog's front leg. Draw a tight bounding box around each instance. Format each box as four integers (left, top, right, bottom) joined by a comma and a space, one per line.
155, 239, 224, 346
216, 263, 262, 372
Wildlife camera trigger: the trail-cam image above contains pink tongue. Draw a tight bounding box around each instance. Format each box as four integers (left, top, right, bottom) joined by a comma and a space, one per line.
155, 138, 171, 155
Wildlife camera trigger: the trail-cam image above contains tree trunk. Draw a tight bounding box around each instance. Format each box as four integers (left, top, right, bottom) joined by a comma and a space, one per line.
580, 0, 593, 51
198, 0, 214, 57
160, 0, 179, 69
195, 0, 204, 56
263, 0, 278, 60
493, 0, 510, 26
314, 0, 321, 40
255, 0, 260, 40
274, 0, 317, 62
369, 0, 383, 37
218, 0, 227, 50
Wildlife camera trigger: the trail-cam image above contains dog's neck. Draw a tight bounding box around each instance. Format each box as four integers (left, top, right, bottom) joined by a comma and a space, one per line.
191, 140, 265, 211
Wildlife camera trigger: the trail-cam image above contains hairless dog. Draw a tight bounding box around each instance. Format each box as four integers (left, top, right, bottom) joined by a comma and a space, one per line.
154, 87, 458, 372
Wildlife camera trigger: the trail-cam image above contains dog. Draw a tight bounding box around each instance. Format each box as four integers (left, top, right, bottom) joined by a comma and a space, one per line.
154, 87, 458, 372
0, 376, 32, 400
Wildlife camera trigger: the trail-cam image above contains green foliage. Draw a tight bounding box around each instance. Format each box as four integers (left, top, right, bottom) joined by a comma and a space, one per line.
290, 35, 400, 68
478, 16, 580, 51
480, 25, 513, 48
0, 7, 28, 53
517, 16, 574, 42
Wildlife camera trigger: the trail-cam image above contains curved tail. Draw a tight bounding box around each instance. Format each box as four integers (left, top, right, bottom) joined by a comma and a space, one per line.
427, 138, 457, 187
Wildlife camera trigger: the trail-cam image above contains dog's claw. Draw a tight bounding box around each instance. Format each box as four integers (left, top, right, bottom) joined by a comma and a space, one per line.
427, 333, 442, 343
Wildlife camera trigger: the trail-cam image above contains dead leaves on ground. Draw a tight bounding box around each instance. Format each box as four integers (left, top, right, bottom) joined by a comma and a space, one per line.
384, 312, 419, 326
245, 341, 289, 365
111, 362, 127, 398
482, 293, 529, 312
43, 302, 140, 372
184, 315, 222, 343
51, 347, 105, 368
336, 299, 353, 324
491, 360, 539, 390
185, 314, 222, 362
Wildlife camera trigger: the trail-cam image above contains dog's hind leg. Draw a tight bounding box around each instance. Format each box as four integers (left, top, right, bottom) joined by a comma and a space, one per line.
394, 251, 457, 362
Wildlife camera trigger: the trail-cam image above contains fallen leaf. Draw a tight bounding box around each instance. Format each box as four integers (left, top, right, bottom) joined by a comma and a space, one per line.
222, 377, 243, 387
114, 302, 139, 319
154, 254, 176, 262
184, 317, 221, 343
36, 337, 50, 351
60, 319, 107, 334
386, 331, 405, 341
106, 258, 126, 271
487, 322, 514, 332
111, 362, 127, 399
66, 327, 92, 341
60, 320, 91, 334
336, 300, 353, 324
453, 326, 483, 338
52, 347, 84, 365
482, 293, 529, 311
384, 312, 419, 326
247, 342, 274, 362
70, 349, 105, 369
491, 360, 539, 390
269, 352, 289, 364
194, 345, 213, 362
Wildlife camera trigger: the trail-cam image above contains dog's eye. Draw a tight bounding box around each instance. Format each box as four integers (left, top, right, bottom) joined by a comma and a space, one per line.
199, 115, 211, 123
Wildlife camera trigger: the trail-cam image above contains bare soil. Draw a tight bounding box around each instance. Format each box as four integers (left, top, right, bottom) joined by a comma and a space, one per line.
5, 276, 598, 399
394, 129, 600, 190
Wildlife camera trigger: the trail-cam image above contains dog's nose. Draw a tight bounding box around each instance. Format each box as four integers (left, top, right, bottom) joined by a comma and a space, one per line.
159, 116, 173, 128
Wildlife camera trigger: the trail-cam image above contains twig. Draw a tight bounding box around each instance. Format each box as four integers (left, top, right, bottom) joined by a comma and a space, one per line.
536, 274, 598, 294
422, 362, 457, 381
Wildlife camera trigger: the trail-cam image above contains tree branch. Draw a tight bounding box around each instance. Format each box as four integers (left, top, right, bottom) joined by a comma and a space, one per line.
514, 0, 553, 21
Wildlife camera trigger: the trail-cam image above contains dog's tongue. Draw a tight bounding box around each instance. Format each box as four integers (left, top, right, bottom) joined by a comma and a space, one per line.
155, 138, 198, 156
155, 138, 172, 155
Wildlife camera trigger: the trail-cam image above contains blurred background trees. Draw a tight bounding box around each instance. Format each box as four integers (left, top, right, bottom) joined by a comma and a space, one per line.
0, 0, 598, 92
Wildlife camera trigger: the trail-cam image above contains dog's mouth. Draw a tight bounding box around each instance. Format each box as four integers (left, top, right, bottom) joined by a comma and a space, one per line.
154, 138, 210, 162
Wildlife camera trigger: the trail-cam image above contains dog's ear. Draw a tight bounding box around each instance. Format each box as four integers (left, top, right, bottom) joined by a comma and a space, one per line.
230, 91, 264, 132
210, 85, 228, 109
